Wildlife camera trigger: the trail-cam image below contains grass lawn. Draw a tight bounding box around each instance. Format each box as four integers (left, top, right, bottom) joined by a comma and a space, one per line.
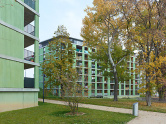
44, 97, 166, 113
0, 102, 134, 124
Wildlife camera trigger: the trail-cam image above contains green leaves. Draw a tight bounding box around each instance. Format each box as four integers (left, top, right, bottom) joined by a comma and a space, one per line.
42, 25, 78, 90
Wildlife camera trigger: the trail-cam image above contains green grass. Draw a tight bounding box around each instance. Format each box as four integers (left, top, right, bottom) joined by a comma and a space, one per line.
0, 102, 134, 124
44, 97, 166, 113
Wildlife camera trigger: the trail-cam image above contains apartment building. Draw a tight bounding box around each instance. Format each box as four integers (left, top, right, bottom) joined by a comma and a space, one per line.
39, 37, 140, 98
0, 0, 39, 112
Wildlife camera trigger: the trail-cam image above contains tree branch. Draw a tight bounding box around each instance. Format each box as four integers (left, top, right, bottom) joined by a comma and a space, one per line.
115, 54, 128, 67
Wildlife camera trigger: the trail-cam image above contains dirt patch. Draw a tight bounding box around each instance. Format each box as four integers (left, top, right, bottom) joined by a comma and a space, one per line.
65, 112, 85, 116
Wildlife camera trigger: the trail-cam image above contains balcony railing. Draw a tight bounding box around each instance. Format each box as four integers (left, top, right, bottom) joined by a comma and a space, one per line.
97, 66, 102, 69
24, 49, 35, 62
76, 56, 82, 60
24, 24, 35, 36
72, 40, 83, 46
24, 0, 35, 10
92, 65, 95, 68
24, 77, 34, 88
76, 49, 82, 52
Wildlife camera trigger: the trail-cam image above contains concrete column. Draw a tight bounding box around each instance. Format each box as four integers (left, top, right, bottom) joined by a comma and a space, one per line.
34, 14, 39, 89
102, 76, 104, 97
88, 48, 92, 97
95, 61, 97, 96
133, 57, 135, 95
129, 56, 131, 96
82, 46, 85, 96
119, 81, 121, 96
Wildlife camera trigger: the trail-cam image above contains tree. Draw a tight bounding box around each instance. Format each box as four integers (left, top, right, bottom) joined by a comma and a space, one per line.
81, 0, 132, 101
42, 25, 82, 115
121, 0, 166, 106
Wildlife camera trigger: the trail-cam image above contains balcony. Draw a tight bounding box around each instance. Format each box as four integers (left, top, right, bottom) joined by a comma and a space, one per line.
24, 77, 34, 88
91, 71, 95, 75
24, 49, 34, 62
24, 49, 35, 69
97, 84, 102, 89
24, 0, 35, 10
76, 48, 82, 53
76, 56, 82, 60
77, 62, 82, 67
97, 72, 103, 76
84, 50, 88, 54
92, 64, 95, 68
73, 40, 83, 46
24, 0, 36, 26
24, 24, 35, 36
91, 79, 95, 82
97, 65, 102, 69
84, 71, 88, 74
24, 24, 35, 48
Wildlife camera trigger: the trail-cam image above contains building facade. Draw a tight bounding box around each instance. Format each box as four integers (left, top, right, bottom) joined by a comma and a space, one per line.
39, 37, 140, 98
0, 0, 39, 112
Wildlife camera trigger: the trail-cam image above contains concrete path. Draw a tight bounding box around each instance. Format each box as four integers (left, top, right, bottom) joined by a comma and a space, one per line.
38, 98, 166, 124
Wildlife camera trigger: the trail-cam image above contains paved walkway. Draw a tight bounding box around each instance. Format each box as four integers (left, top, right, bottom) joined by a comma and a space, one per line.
38, 99, 166, 124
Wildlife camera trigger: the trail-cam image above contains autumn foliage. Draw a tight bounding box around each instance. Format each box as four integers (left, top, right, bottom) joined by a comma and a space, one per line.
42, 25, 83, 115
82, 0, 166, 106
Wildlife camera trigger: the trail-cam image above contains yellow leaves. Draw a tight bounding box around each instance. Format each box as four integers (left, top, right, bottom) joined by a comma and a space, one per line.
139, 55, 166, 94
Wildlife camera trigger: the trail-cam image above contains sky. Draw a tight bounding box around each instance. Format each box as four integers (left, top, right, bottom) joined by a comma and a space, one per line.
25, 0, 93, 77
40, 0, 93, 41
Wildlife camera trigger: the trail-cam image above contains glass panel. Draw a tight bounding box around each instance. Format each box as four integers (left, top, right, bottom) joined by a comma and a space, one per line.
24, 0, 35, 10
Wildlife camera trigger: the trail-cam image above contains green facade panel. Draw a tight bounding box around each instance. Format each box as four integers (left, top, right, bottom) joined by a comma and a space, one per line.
0, 0, 24, 30
0, 25, 24, 58
0, 92, 38, 112
0, 59, 24, 88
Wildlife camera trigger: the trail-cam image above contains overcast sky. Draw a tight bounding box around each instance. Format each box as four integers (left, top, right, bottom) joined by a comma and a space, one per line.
40, 0, 93, 41
25, 0, 93, 77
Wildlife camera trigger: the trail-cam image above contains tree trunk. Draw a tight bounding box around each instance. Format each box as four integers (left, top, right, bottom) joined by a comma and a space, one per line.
159, 90, 164, 101
146, 91, 151, 106
113, 67, 118, 101
146, 56, 151, 106
61, 84, 64, 98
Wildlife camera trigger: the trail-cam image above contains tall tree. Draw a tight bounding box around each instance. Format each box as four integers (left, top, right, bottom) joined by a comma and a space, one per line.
121, 0, 166, 106
81, 0, 132, 101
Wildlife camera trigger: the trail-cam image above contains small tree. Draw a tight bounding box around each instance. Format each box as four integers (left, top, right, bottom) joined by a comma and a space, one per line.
42, 25, 83, 115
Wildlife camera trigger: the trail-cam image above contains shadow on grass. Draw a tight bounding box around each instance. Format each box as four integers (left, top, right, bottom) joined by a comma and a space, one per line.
50, 110, 87, 118
50, 111, 72, 117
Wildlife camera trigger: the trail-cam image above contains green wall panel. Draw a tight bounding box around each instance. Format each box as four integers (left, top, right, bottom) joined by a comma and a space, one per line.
0, 59, 24, 88
0, 0, 24, 30
0, 92, 38, 112
39, 55, 43, 62
0, 25, 24, 59
39, 74, 43, 82
39, 48, 43, 55
39, 69, 43, 76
